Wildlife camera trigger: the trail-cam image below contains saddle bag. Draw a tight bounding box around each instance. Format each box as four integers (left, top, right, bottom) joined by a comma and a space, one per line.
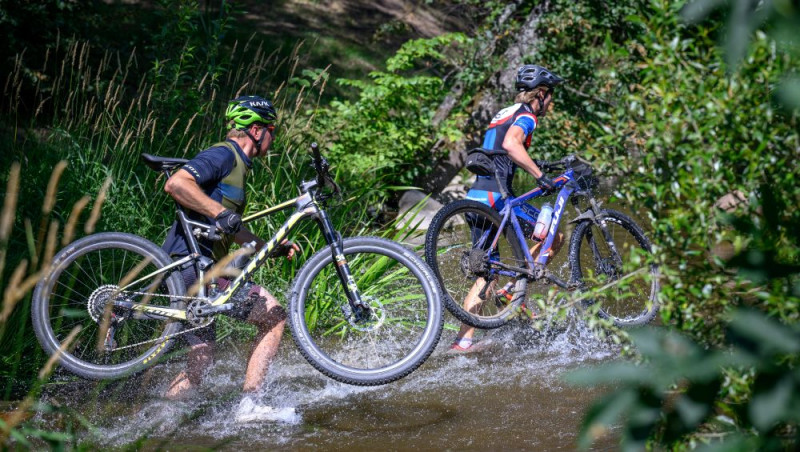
465, 148, 506, 177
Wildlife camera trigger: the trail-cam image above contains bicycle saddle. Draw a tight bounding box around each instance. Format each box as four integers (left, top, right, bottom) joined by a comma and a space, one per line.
140, 153, 189, 172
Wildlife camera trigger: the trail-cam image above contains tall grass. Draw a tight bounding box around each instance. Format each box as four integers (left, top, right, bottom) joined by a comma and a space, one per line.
0, 23, 411, 408
0, 162, 103, 448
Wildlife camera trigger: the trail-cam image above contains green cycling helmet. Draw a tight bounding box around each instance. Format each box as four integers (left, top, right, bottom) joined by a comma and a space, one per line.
225, 95, 277, 130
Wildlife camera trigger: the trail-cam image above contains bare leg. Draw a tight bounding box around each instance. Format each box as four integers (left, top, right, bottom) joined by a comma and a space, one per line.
242, 287, 286, 393
454, 277, 495, 342
451, 233, 565, 347
529, 232, 565, 264
165, 341, 214, 399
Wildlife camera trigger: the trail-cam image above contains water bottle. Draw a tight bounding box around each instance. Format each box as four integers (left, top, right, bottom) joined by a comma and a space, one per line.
533, 203, 553, 240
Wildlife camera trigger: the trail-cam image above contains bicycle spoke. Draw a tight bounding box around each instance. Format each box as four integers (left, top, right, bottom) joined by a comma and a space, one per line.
35, 234, 186, 376
571, 210, 659, 326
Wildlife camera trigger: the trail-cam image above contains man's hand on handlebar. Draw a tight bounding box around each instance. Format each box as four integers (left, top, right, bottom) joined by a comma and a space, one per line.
215, 209, 243, 235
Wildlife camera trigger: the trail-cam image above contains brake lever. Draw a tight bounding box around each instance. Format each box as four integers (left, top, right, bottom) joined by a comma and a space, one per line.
194, 226, 224, 242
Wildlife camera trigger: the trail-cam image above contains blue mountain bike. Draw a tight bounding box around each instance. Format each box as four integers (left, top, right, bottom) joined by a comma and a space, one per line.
424, 155, 659, 329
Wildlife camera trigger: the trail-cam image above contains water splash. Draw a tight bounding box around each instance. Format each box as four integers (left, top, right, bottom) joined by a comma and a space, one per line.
34, 313, 619, 449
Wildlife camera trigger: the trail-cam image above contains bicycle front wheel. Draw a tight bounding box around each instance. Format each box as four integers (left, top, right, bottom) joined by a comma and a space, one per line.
31, 232, 186, 380
424, 200, 528, 329
288, 237, 442, 385
569, 209, 660, 327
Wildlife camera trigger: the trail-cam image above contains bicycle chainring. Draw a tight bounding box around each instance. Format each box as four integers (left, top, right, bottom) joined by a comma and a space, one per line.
186, 299, 214, 327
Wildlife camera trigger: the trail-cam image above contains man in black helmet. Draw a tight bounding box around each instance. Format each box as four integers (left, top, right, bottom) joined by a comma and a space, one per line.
161, 95, 300, 422
448, 65, 566, 353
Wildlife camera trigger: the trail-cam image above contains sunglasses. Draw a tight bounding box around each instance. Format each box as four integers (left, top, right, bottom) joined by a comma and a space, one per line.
258, 124, 276, 136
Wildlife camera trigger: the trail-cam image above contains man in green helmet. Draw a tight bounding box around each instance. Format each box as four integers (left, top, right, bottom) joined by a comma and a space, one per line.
161, 95, 299, 422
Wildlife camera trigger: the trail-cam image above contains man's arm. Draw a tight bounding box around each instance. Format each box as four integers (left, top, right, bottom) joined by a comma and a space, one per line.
164, 169, 227, 219
502, 125, 544, 179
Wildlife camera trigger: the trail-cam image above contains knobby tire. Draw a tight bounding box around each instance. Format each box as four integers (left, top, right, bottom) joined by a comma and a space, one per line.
288, 236, 443, 385
31, 232, 185, 380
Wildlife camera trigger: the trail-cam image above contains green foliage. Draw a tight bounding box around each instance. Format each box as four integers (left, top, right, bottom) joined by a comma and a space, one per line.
311, 33, 471, 197
520, 0, 800, 448
569, 309, 800, 451
528, 0, 799, 340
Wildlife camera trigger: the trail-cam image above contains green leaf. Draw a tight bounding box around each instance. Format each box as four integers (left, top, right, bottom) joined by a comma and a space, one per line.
578, 388, 638, 450
680, 0, 728, 24
565, 362, 652, 386
730, 310, 800, 355
777, 76, 800, 110
749, 374, 794, 431
674, 394, 710, 427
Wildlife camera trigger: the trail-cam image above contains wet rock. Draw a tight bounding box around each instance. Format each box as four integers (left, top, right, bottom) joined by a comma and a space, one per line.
396, 190, 443, 232
714, 190, 748, 213
710, 190, 751, 264
438, 173, 473, 205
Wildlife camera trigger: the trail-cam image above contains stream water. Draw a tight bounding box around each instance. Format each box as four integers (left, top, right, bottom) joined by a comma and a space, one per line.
35, 314, 621, 450
30, 181, 647, 449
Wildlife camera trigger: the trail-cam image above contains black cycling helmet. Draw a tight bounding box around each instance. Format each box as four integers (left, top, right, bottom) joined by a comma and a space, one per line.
226, 95, 277, 130
515, 65, 564, 92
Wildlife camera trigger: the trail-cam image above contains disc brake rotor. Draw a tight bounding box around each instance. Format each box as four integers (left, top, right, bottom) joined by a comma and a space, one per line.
348, 296, 386, 332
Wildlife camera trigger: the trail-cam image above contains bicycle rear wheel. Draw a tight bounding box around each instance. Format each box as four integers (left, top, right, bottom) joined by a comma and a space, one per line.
31, 232, 185, 380
289, 236, 442, 385
569, 209, 660, 327
424, 200, 528, 329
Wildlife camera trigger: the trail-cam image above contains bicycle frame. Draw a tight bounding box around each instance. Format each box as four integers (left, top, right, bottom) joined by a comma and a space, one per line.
114, 179, 367, 322
480, 168, 578, 286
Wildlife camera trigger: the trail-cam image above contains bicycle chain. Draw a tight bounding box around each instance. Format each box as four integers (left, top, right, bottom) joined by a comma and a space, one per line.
108, 289, 214, 352
110, 321, 214, 352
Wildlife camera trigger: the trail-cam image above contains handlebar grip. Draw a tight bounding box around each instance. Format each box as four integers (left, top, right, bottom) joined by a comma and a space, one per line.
311, 142, 321, 162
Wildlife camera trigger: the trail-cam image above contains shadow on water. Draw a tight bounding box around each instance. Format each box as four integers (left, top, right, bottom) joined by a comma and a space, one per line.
34, 312, 621, 450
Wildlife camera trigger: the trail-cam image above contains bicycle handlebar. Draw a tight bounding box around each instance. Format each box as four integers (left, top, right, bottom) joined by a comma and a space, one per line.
533, 154, 592, 173
309, 142, 341, 197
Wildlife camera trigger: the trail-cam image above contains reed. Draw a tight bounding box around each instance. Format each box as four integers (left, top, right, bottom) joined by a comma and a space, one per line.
0, 23, 402, 447
0, 159, 109, 447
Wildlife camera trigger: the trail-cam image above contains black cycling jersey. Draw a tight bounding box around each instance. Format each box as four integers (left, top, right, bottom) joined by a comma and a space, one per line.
471, 102, 538, 195
162, 139, 252, 259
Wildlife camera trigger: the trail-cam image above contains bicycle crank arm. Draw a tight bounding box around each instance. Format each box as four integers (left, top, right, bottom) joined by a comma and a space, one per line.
491, 261, 575, 290
193, 303, 233, 317
543, 272, 572, 290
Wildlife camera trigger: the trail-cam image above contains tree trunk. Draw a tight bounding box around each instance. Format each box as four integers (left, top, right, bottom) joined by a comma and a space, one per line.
420, 0, 551, 197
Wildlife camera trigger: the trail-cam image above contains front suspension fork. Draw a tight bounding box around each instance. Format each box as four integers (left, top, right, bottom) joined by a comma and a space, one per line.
589, 198, 624, 269
317, 210, 370, 321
